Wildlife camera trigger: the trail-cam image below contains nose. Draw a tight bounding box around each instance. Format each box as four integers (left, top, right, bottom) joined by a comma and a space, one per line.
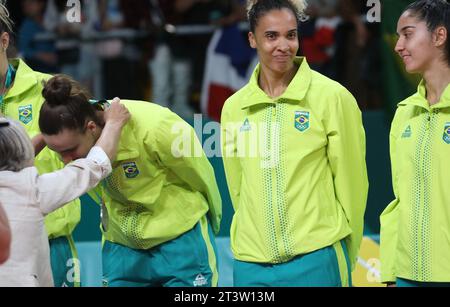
278, 38, 290, 52
394, 37, 404, 54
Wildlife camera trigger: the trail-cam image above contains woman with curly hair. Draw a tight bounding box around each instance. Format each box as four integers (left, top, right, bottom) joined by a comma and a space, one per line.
221, 0, 368, 287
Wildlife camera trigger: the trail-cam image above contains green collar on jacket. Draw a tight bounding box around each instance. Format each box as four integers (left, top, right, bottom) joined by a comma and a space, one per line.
5, 59, 43, 99
398, 79, 450, 110
113, 115, 140, 162
240, 57, 312, 109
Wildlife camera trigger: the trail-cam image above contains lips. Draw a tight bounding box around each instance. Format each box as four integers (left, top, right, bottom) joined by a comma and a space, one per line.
274, 55, 291, 62
401, 55, 411, 62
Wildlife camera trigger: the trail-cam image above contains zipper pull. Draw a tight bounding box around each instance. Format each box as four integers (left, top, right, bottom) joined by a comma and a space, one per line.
426, 112, 431, 129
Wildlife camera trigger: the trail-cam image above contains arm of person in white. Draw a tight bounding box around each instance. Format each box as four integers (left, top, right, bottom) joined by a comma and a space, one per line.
37, 146, 112, 215
36, 98, 130, 214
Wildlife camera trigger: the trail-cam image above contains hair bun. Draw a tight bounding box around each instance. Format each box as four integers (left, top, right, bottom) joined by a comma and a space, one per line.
42, 75, 73, 106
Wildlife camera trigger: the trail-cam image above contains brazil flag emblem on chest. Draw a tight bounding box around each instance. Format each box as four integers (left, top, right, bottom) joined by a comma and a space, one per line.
444, 123, 450, 144
122, 162, 140, 179
295, 111, 310, 132
18, 105, 32, 125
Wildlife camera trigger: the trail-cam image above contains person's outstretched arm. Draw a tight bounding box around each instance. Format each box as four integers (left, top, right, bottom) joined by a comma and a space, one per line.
0, 203, 11, 264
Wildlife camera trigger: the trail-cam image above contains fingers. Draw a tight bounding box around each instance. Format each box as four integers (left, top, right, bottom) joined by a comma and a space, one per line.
105, 97, 121, 109
104, 97, 130, 126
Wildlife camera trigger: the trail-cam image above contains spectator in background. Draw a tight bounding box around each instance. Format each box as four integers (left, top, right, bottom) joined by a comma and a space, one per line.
119, 0, 153, 101
200, 0, 254, 121
120, 0, 152, 30
334, 0, 382, 109
299, 0, 340, 78
19, 0, 58, 73
44, 0, 82, 80
210, 0, 246, 27
97, 0, 150, 100
149, 0, 242, 120
0, 201, 11, 265
338, 0, 369, 48
96, 0, 125, 99
53, 0, 102, 98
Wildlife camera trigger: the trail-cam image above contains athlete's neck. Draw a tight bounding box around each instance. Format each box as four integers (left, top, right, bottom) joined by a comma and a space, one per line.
423, 62, 450, 105
259, 63, 299, 99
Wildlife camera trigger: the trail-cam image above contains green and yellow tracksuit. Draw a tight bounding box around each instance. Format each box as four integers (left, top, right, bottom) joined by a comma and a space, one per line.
220, 57, 368, 284
96, 101, 222, 287
2, 59, 80, 286
380, 80, 450, 284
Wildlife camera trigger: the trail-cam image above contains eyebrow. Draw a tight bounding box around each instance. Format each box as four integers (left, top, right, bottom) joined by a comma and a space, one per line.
264, 29, 297, 35
397, 25, 416, 35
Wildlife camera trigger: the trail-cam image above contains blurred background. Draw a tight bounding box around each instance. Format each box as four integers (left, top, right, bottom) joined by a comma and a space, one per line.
6, 0, 418, 286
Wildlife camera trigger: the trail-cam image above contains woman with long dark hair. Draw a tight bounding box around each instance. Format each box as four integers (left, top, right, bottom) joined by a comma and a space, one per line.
380, 0, 450, 287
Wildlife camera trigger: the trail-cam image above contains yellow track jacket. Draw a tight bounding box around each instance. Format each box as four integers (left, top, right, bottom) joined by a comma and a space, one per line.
221, 57, 368, 268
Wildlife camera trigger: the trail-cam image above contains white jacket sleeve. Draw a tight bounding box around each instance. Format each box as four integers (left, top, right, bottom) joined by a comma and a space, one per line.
36, 146, 112, 215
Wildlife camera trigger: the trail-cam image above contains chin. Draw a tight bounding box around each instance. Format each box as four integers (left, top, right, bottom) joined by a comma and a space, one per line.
271, 63, 292, 74
404, 65, 421, 74
403, 60, 425, 74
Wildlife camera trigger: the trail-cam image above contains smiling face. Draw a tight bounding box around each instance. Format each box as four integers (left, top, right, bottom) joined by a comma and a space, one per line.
395, 11, 443, 74
248, 8, 299, 76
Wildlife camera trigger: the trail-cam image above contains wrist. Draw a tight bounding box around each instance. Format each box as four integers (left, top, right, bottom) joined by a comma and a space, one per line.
104, 121, 125, 131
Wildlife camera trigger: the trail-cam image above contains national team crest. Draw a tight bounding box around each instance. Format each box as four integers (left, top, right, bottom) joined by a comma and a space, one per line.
295, 111, 310, 132
122, 162, 140, 179
18, 105, 32, 125
444, 123, 450, 144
